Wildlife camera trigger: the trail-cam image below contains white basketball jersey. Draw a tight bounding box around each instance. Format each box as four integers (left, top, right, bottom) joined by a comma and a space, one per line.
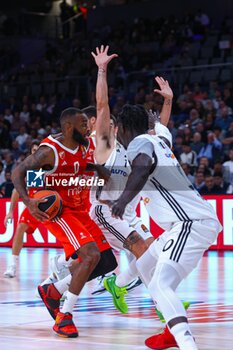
91, 141, 140, 220
128, 134, 219, 230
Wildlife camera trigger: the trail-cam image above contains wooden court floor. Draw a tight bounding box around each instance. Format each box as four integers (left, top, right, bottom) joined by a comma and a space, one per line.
0, 247, 233, 350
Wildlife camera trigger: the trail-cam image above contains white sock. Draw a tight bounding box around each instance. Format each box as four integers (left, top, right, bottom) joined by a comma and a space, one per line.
170, 323, 197, 350
40, 273, 57, 286
61, 291, 78, 315
136, 249, 157, 287
11, 255, 19, 266
54, 274, 72, 294
115, 257, 138, 287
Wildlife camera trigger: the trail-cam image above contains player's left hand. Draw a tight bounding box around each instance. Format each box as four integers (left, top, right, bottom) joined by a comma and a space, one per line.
91, 45, 118, 69
96, 165, 111, 182
99, 199, 126, 219
154, 76, 173, 100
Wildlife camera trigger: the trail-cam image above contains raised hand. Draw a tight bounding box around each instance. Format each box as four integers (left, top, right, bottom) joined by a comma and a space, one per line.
91, 45, 118, 69
154, 76, 173, 100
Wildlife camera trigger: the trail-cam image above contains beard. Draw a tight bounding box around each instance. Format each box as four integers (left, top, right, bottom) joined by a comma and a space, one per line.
72, 128, 88, 147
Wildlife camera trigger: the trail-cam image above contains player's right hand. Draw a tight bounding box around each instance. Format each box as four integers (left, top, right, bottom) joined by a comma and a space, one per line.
4, 212, 13, 227
91, 45, 118, 68
27, 198, 49, 222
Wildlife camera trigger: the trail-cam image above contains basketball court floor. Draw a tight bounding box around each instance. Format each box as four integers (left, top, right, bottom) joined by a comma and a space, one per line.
0, 247, 232, 350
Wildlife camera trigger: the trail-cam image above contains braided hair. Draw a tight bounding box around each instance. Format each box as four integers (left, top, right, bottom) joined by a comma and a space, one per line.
117, 104, 149, 134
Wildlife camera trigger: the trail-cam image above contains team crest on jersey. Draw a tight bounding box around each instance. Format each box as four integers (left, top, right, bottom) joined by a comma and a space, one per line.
143, 197, 150, 205
59, 151, 65, 159
141, 224, 149, 233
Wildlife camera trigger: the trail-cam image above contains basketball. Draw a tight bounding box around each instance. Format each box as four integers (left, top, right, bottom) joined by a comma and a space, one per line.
33, 190, 63, 220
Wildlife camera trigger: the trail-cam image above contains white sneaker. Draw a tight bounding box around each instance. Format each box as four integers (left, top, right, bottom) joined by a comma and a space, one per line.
4, 265, 16, 278
92, 273, 116, 295
49, 255, 70, 280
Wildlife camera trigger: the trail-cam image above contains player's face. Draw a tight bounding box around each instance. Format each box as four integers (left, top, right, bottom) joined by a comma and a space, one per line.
72, 113, 89, 146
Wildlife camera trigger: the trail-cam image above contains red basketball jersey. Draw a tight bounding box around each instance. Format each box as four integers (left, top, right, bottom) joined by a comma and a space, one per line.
40, 135, 90, 209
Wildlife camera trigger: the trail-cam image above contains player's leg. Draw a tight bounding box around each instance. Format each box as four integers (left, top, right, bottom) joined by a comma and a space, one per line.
146, 219, 220, 350
38, 208, 100, 337
4, 223, 28, 278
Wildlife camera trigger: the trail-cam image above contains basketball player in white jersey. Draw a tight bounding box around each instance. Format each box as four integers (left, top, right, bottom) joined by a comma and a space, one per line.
104, 103, 222, 349
90, 45, 175, 314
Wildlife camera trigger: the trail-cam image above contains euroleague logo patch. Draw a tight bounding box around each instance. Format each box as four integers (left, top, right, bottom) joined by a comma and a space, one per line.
143, 197, 150, 205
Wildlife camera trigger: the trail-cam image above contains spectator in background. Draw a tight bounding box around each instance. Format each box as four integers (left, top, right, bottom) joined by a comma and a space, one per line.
173, 135, 183, 159
0, 118, 12, 149
4, 108, 13, 124
19, 105, 30, 124
36, 96, 47, 112
222, 148, 233, 187
0, 171, 14, 198
198, 131, 223, 165
198, 156, 212, 175
193, 171, 205, 192
181, 163, 195, 184
180, 142, 197, 170
11, 111, 25, 136
222, 122, 233, 152
223, 87, 233, 109
11, 140, 22, 160
0, 161, 5, 185
213, 172, 231, 194
3, 153, 15, 173
215, 102, 233, 131
16, 126, 29, 147
200, 174, 224, 195
189, 108, 202, 129
190, 132, 204, 154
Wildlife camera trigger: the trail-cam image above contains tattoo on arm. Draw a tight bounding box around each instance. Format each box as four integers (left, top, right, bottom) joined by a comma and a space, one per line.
12, 146, 54, 204
123, 231, 143, 251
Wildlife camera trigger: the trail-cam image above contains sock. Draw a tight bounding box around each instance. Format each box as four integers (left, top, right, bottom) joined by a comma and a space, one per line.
61, 291, 78, 314
115, 257, 138, 287
136, 249, 157, 287
54, 274, 72, 294
11, 255, 19, 266
170, 323, 197, 350
40, 273, 58, 286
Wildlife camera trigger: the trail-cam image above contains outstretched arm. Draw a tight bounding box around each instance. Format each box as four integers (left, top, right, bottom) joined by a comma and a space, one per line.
154, 76, 173, 127
91, 45, 118, 154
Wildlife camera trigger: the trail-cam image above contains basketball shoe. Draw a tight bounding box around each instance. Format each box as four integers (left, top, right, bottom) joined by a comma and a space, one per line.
156, 301, 190, 323
145, 325, 178, 349
53, 312, 78, 338
50, 255, 70, 281
103, 274, 128, 313
38, 283, 61, 320
4, 265, 16, 278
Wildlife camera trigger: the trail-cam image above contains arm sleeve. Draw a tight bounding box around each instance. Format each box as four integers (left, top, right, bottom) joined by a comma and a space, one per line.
127, 138, 154, 163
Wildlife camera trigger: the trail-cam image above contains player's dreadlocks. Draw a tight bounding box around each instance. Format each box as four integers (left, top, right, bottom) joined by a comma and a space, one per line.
117, 104, 149, 134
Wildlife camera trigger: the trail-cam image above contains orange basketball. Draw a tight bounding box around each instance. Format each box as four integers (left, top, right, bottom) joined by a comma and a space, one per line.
33, 190, 62, 220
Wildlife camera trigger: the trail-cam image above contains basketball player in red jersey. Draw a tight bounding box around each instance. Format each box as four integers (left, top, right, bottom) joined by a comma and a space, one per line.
12, 108, 116, 338
3, 141, 42, 278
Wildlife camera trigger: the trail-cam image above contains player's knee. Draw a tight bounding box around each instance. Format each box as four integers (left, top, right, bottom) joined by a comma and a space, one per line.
83, 249, 101, 270
100, 249, 117, 274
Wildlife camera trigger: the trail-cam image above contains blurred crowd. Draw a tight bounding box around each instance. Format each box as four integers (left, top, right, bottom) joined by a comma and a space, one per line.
0, 9, 233, 197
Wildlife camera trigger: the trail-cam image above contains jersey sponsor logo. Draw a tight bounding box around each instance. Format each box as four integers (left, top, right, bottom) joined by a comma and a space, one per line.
111, 169, 127, 177
165, 153, 175, 159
